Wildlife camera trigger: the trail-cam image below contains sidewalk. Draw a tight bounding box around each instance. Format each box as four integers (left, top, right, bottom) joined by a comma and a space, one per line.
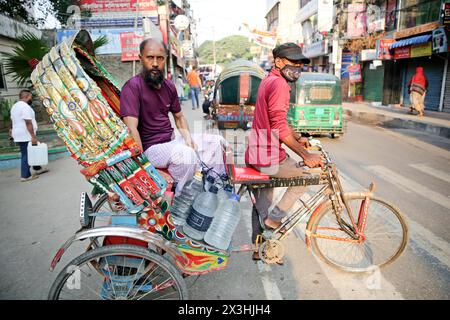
343, 102, 450, 139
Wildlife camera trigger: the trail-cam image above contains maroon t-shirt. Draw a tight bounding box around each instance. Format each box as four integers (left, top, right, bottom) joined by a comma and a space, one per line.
120, 75, 181, 151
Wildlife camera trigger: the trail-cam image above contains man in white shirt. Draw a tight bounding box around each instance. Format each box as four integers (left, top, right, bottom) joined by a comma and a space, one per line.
10, 90, 48, 182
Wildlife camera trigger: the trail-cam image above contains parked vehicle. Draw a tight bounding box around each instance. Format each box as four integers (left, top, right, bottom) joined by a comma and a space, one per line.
33, 31, 408, 300
287, 72, 344, 138
212, 59, 265, 130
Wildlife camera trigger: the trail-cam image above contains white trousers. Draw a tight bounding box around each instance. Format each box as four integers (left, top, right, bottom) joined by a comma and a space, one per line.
144, 133, 228, 194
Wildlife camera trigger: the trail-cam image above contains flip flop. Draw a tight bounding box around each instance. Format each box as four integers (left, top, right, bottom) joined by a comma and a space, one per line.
252, 251, 284, 266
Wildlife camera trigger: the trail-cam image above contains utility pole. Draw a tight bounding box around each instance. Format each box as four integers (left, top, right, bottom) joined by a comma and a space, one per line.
133, 0, 140, 76
212, 26, 216, 77
166, 0, 174, 78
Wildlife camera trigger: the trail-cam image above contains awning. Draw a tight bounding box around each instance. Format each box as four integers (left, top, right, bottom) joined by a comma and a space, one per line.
389, 34, 432, 49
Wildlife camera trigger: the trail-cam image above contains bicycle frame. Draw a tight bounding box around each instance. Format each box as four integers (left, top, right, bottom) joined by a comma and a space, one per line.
234, 145, 376, 250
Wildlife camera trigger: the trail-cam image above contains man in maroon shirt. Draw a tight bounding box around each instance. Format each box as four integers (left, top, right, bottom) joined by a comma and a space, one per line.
121, 39, 226, 195
245, 43, 324, 255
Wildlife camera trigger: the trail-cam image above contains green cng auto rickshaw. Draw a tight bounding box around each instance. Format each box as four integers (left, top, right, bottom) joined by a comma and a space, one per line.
212, 59, 265, 130
287, 72, 344, 138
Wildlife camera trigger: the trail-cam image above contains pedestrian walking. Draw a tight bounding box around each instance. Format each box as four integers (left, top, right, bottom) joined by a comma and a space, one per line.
175, 74, 185, 103
10, 89, 49, 182
187, 66, 201, 110
407, 67, 428, 117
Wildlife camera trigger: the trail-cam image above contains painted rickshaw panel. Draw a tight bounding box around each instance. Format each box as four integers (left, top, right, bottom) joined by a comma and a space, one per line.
32, 30, 230, 275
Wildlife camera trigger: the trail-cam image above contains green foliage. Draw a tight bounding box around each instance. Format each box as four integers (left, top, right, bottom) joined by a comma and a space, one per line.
0, 0, 41, 25
0, 98, 13, 122
198, 35, 254, 68
93, 35, 109, 53
2, 32, 50, 87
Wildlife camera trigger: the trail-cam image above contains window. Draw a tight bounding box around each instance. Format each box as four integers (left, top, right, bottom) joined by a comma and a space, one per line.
0, 64, 6, 91
399, 0, 441, 30
266, 2, 279, 32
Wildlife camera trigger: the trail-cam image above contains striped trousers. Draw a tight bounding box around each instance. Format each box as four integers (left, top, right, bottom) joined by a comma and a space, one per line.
144, 133, 228, 195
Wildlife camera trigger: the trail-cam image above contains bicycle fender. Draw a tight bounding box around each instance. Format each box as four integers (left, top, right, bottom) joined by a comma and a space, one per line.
49, 226, 182, 271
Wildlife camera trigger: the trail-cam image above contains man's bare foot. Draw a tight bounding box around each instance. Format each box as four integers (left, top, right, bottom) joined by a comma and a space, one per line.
264, 217, 281, 229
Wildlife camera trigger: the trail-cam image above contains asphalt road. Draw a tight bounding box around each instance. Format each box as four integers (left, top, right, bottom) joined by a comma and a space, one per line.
0, 102, 449, 300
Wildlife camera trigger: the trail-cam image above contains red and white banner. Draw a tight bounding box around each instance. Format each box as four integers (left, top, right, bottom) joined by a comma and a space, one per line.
79, 0, 157, 13
120, 32, 144, 61
394, 46, 411, 59
348, 64, 362, 83
242, 23, 277, 49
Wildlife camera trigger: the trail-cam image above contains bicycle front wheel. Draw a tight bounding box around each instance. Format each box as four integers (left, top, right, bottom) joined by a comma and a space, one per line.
48, 245, 188, 300
308, 195, 408, 272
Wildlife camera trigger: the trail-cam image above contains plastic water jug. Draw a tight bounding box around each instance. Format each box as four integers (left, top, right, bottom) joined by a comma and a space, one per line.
27, 142, 48, 166
204, 194, 242, 250
171, 171, 204, 226
183, 185, 219, 240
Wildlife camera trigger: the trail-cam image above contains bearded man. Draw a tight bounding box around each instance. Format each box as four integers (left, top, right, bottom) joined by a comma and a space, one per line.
120, 39, 226, 195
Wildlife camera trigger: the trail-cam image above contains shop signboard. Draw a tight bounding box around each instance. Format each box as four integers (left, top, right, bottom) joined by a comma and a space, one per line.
394, 46, 410, 59
303, 40, 328, 58
341, 51, 358, 78
79, 0, 157, 13
443, 2, 450, 26
348, 64, 362, 83
410, 42, 432, 58
120, 31, 143, 61
376, 39, 395, 60
432, 27, 449, 53
361, 49, 377, 61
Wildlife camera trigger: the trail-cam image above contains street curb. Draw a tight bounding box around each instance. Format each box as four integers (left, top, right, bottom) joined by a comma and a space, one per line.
344, 109, 450, 139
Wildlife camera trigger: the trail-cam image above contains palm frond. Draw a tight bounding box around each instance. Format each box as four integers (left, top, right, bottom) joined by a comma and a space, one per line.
93, 35, 109, 53
2, 32, 49, 87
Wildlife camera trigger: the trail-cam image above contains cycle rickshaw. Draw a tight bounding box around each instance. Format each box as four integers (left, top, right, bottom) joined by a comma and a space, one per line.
31, 31, 408, 300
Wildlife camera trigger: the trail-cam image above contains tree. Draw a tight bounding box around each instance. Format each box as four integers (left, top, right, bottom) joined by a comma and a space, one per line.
3, 32, 109, 87
0, 0, 90, 28
198, 35, 254, 68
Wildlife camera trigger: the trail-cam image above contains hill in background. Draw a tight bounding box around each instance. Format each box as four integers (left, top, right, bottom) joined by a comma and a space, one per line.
198, 35, 255, 68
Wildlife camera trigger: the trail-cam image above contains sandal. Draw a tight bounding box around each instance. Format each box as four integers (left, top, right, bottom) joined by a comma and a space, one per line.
251, 251, 284, 266
264, 218, 287, 234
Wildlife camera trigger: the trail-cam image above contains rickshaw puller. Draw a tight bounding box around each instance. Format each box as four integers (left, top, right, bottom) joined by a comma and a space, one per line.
245, 43, 325, 261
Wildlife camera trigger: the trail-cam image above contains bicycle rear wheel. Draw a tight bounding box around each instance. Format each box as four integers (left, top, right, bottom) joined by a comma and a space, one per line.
308, 195, 408, 272
48, 245, 188, 300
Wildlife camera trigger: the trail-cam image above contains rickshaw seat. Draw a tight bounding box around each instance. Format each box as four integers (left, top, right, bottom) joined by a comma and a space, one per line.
225, 150, 323, 188
232, 166, 270, 183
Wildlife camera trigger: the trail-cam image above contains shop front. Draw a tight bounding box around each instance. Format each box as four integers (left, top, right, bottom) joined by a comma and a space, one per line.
390, 36, 445, 111
360, 49, 384, 103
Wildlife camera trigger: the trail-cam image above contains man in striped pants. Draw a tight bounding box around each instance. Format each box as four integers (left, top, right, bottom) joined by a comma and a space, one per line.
121, 39, 226, 195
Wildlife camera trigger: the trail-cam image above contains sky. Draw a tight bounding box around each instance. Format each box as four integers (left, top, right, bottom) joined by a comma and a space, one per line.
188, 0, 267, 46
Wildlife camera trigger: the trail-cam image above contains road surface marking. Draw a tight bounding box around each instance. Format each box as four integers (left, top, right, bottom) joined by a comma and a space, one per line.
340, 171, 450, 271
409, 163, 450, 184
241, 197, 283, 300
366, 165, 450, 210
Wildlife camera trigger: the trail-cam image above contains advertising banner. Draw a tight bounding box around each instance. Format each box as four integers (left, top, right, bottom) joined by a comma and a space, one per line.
348, 64, 362, 83
410, 42, 432, 58
57, 28, 138, 55
432, 27, 449, 53
376, 39, 395, 60
394, 47, 411, 59
79, 0, 157, 13
443, 2, 450, 26
341, 51, 358, 78
120, 32, 144, 61
347, 3, 366, 38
